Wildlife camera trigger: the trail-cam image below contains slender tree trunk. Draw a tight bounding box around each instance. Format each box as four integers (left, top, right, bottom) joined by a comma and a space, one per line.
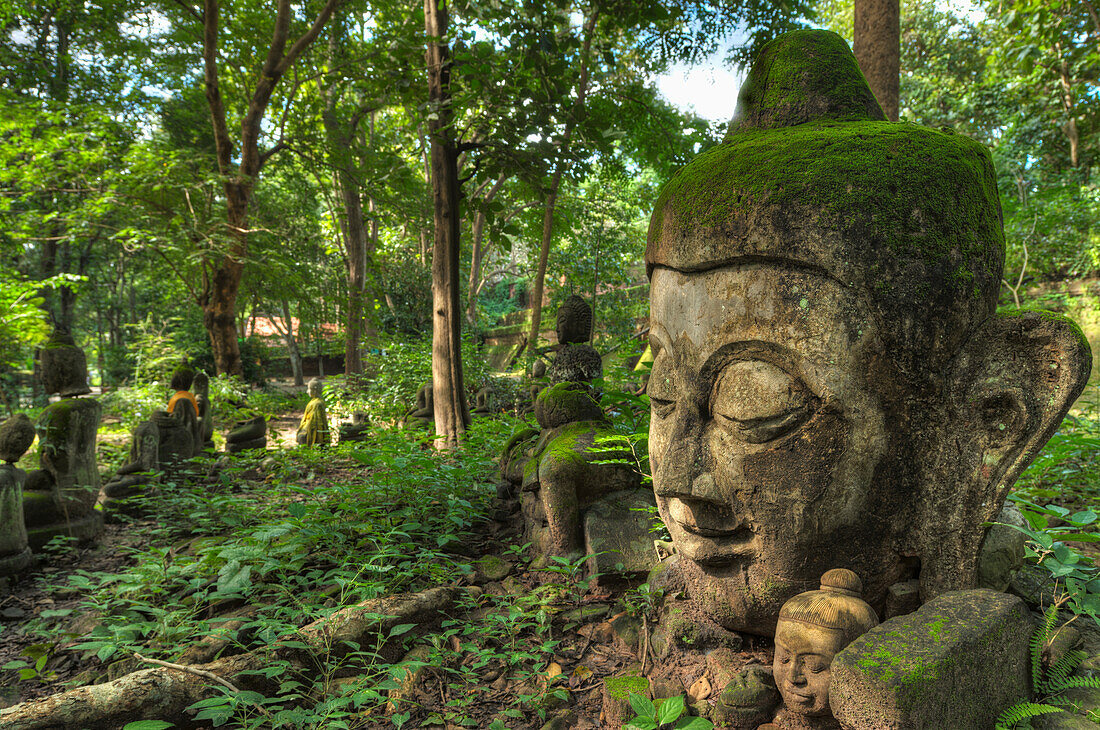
200, 0, 339, 375
466, 174, 507, 325
853, 0, 900, 121
425, 0, 469, 446
526, 7, 599, 354
279, 300, 305, 386
1057, 58, 1080, 168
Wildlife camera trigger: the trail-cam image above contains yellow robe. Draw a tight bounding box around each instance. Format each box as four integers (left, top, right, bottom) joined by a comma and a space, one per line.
167, 390, 199, 416
298, 397, 330, 447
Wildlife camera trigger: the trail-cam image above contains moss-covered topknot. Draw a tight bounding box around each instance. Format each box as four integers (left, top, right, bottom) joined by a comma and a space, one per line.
728, 29, 884, 135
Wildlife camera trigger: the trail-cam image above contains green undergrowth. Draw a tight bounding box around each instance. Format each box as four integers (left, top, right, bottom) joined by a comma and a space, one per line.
16, 418, 515, 728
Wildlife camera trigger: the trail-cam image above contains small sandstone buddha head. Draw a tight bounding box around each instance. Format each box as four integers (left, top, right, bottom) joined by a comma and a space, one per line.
773, 569, 878, 719
646, 29, 1091, 635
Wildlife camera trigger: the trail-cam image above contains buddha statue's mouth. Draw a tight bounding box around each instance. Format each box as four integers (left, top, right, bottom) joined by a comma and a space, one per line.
665, 497, 756, 563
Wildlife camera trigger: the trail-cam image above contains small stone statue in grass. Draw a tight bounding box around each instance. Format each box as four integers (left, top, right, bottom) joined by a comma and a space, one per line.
23, 328, 103, 548
401, 383, 434, 427
296, 379, 330, 447
192, 371, 215, 451
767, 569, 878, 729
0, 414, 35, 575
167, 365, 202, 456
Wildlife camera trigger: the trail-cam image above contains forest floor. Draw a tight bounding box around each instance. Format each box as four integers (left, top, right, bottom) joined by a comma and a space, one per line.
0, 407, 767, 730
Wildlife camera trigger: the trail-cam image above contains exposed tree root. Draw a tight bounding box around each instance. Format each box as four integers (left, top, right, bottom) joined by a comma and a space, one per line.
0, 586, 460, 730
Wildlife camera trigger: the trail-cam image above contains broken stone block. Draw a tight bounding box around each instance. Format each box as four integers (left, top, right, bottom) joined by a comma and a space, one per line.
830, 589, 1031, 729
583, 489, 659, 577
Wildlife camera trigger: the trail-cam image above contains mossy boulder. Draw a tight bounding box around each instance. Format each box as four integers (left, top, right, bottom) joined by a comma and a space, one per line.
709, 665, 779, 729
830, 589, 1031, 729
601, 669, 650, 729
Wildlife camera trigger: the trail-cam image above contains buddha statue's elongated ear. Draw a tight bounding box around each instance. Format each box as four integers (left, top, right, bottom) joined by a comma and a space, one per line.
919, 310, 1092, 600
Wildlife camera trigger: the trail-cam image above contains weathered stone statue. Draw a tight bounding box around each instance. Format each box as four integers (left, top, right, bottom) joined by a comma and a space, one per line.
192, 371, 215, 452
225, 414, 266, 453
470, 386, 494, 416
24, 329, 104, 548
501, 297, 652, 577
770, 569, 878, 729
547, 295, 601, 385
338, 411, 371, 444
103, 417, 162, 502
0, 414, 34, 574
401, 383, 434, 427
167, 365, 202, 456
296, 379, 330, 447
646, 29, 1091, 635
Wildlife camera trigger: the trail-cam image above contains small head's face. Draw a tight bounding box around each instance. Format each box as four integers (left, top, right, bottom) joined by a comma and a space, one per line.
649, 265, 898, 632
772, 620, 847, 716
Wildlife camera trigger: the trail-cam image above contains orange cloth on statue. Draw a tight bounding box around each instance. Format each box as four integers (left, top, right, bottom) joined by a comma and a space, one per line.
167, 390, 199, 415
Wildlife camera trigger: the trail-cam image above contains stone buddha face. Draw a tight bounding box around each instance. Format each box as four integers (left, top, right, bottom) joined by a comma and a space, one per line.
772, 621, 846, 717
649, 266, 893, 632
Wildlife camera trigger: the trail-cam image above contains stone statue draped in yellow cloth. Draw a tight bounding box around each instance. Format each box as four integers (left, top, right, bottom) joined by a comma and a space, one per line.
296, 379, 329, 447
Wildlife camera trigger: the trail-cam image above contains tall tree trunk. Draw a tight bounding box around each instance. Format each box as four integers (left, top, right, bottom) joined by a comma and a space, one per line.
1057, 58, 1080, 168
200, 0, 339, 375
322, 18, 370, 377
853, 0, 900, 121
279, 300, 305, 386
526, 7, 599, 354
466, 174, 507, 325
425, 0, 469, 446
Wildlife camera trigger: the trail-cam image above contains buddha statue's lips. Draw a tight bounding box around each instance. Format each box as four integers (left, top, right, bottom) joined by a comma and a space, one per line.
666, 498, 757, 564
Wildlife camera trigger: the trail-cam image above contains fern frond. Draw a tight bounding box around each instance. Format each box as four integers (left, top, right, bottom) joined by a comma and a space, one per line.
995, 701, 1066, 730
1054, 675, 1100, 691
1033, 605, 1060, 694
1042, 649, 1088, 694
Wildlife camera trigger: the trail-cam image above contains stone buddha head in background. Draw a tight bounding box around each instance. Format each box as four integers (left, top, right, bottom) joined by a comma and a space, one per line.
646, 29, 1091, 635
772, 569, 878, 727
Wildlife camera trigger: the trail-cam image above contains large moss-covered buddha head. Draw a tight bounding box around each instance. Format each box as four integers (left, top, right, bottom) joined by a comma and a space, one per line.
646, 29, 1090, 635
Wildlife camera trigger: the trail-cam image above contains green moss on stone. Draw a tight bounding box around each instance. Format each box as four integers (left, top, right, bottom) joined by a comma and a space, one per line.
605, 674, 649, 701
652, 120, 1003, 282
729, 29, 884, 133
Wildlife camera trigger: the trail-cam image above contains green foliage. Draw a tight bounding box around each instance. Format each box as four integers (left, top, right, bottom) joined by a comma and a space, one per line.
625, 693, 713, 730
996, 603, 1100, 729
1003, 494, 1100, 625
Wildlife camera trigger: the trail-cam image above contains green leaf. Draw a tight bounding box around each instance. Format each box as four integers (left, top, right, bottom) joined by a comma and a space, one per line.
123, 721, 176, 730
388, 623, 417, 637
628, 692, 656, 720
673, 717, 715, 730
657, 695, 685, 725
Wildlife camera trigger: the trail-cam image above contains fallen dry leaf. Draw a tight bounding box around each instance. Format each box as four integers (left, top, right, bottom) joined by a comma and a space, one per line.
688, 676, 712, 703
